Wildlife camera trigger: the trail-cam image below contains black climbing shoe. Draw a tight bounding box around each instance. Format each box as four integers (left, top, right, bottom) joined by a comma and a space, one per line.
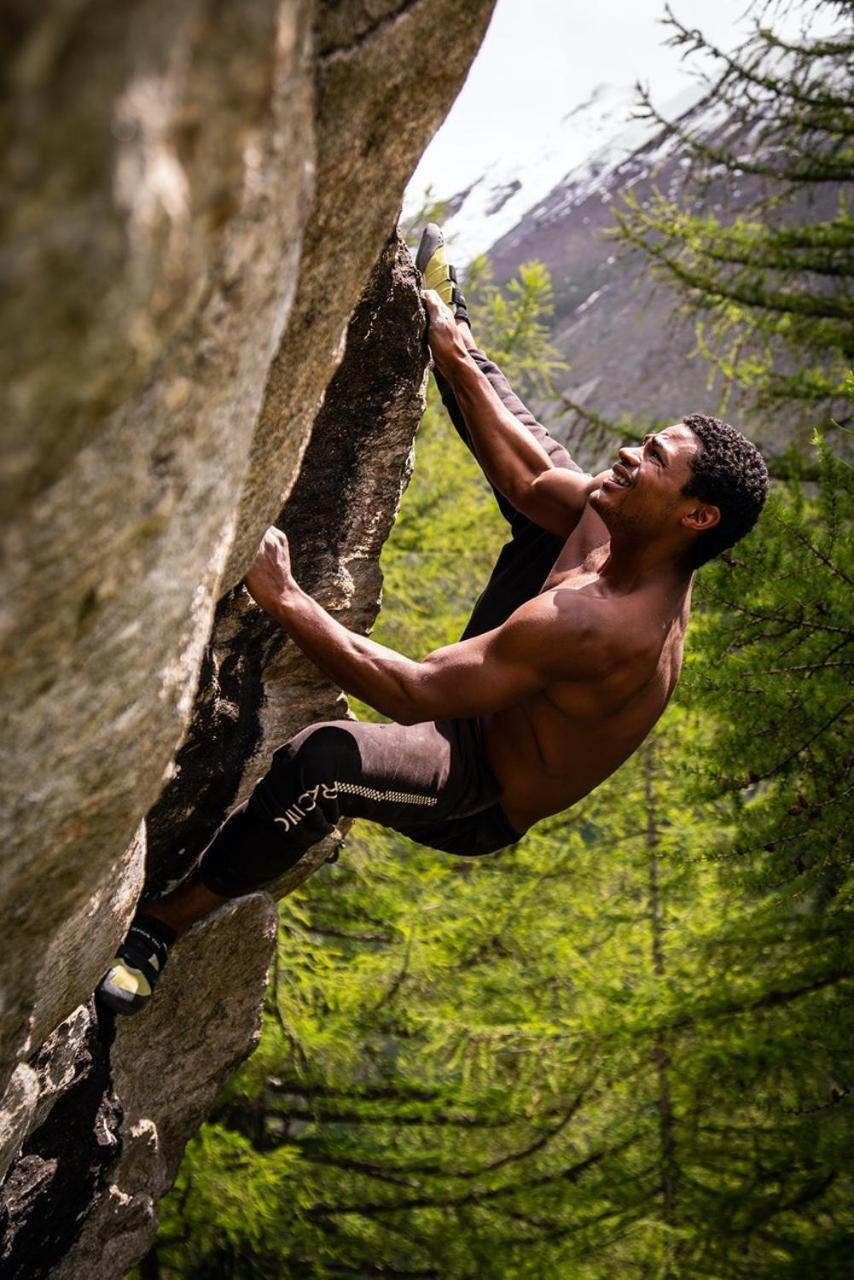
416, 222, 470, 324
96, 913, 176, 1016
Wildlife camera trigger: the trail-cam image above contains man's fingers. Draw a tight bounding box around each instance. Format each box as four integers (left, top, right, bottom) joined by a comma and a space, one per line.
421, 288, 450, 318
421, 292, 458, 347
262, 525, 288, 549
251, 526, 290, 570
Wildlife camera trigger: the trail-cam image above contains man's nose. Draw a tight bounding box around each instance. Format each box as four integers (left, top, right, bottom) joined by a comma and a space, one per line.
619, 445, 640, 466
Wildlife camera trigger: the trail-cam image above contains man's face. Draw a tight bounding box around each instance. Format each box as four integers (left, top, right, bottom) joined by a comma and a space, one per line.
590, 423, 702, 539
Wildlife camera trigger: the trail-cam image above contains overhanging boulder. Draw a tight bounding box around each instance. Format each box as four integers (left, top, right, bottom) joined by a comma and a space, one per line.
0, 228, 426, 1280
0, 0, 497, 1272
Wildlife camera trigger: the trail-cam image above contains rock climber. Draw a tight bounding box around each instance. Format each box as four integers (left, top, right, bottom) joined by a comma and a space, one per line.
98, 224, 769, 1014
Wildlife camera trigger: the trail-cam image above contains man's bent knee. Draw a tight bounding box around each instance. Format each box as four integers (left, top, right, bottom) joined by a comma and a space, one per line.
196, 723, 359, 897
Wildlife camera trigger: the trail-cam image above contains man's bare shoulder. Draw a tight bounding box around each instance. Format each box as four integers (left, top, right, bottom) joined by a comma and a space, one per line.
504, 587, 654, 684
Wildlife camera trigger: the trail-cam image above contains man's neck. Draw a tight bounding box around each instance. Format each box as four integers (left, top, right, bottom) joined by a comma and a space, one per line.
598, 534, 694, 597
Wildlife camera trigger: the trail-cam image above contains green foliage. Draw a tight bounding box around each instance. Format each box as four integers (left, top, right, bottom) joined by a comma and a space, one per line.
613, 1, 854, 420
685, 433, 853, 898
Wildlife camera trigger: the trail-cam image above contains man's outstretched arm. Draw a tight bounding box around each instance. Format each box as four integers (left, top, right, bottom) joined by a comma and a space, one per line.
245, 528, 608, 725
424, 291, 605, 537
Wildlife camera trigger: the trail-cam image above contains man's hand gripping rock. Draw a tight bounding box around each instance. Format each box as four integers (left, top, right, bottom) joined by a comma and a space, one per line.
244, 525, 297, 618
422, 288, 472, 379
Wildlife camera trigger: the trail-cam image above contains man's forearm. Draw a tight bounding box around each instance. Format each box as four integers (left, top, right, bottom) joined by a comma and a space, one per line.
442, 348, 554, 502
272, 584, 421, 722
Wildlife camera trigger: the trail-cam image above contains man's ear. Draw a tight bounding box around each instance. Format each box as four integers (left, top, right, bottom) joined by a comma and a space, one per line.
681, 502, 720, 533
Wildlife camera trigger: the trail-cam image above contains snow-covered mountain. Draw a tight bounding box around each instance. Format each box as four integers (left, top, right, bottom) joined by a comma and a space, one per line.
403, 81, 699, 265
407, 84, 832, 450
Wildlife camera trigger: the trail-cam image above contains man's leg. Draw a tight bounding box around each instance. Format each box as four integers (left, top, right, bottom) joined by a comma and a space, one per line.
98, 717, 498, 1013
144, 878, 227, 940
152, 720, 453, 928
430, 317, 586, 639
437, 320, 582, 524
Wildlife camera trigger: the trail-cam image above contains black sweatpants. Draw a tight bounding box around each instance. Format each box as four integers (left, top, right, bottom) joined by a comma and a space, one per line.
198, 347, 579, 897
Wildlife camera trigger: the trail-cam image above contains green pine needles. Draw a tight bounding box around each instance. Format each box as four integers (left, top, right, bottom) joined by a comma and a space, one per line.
613, 0, 853, 425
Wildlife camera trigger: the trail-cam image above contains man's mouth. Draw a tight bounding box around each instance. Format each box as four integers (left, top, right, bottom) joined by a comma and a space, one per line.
609, 462, 633, 489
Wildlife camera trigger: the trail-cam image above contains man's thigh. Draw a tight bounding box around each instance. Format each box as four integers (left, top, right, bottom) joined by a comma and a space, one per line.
196, 716, 501, 896
391, 802, 521, 858
255, 714, 516, 852
276, 717, 458, 826
313, 718, 521, 857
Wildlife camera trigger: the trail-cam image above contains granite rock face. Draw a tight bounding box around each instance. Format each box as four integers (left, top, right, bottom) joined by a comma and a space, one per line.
2, 0, 319, 1103
0, 238, 422, 1272
0, 0, 496, 1273
226, 0, 498, 578
145, 236, 430, 905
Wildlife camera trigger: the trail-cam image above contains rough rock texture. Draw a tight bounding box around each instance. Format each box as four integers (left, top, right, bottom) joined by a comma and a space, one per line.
18, 241, 427, 1279
1, 0, 494, 1097
1, 897, 277, 1280
2, 0, 319, 1100
52, 896, 278, 1280
0, 239, 426, 1279
145, 236, 429, 903
226, 0, 498, 577
0, 0, 494, 1269
0, 0, 496, 1272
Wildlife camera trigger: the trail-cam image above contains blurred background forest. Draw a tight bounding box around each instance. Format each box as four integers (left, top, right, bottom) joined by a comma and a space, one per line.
140, 1, 851, 1275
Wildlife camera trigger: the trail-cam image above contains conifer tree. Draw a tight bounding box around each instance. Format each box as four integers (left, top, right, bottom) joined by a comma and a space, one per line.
613, 0, 853, 424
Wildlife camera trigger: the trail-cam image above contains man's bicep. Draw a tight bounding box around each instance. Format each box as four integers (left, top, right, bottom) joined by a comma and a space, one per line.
403, 625, 547, 722
515, 467, 597, 536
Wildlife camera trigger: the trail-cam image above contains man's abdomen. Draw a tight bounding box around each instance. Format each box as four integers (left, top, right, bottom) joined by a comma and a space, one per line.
481, 700, 650, 833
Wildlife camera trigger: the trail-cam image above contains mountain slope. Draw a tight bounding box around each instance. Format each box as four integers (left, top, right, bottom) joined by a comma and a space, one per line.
414, 86, 837, 454
418, 83, 673, 266
485, 95, 838, 451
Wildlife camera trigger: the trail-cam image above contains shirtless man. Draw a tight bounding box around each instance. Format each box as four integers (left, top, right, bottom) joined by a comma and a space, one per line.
98, 226, 769, 1014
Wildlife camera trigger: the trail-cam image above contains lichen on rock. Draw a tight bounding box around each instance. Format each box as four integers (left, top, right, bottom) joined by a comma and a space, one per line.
0, 0, 497, 1272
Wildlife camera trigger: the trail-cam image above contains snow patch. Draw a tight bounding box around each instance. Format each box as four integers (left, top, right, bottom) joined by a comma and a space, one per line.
403, 82, 704, 265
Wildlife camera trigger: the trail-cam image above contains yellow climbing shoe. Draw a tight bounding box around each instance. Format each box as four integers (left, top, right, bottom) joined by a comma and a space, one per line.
96, 913, 175, 1016
416, 223, 469, 322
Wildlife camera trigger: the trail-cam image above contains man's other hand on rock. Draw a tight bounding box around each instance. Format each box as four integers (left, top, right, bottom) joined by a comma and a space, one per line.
244, 526, 298, 617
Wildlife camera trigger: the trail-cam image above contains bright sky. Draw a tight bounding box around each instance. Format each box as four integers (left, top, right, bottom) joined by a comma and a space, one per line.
406, 0, 815, 203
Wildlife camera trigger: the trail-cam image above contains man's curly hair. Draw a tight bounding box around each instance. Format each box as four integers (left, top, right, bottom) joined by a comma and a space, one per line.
681, 413, 770, 569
